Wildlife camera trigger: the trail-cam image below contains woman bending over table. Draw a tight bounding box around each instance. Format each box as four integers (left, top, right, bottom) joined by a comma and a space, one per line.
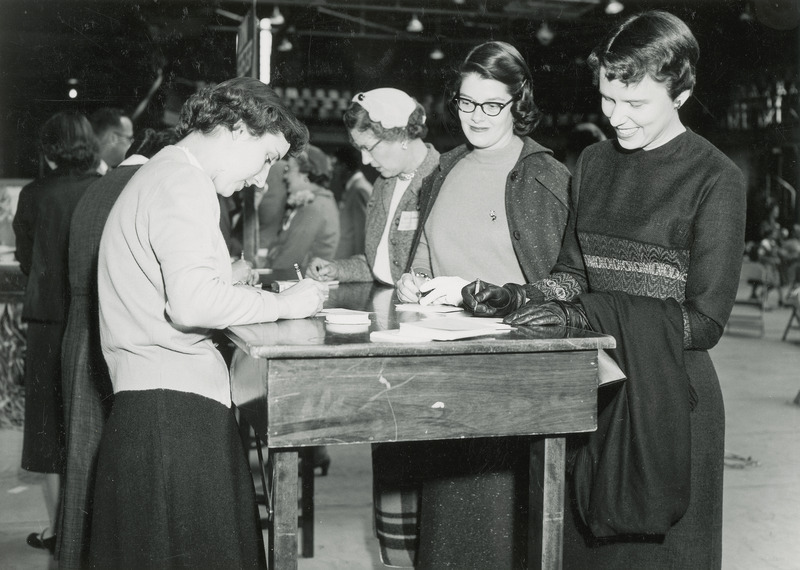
90, 77, 325, 569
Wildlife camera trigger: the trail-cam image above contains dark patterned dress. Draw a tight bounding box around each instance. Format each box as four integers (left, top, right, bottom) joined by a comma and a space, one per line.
525, 130, 746, 569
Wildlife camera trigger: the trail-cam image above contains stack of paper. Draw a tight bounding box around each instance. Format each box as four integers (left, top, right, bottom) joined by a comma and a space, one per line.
397, 316, 512, 341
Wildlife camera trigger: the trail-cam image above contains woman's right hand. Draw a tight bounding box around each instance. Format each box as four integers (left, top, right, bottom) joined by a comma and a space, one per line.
306, 257, 339, 281
396, 272, 422, 303
275, 278, 326, 319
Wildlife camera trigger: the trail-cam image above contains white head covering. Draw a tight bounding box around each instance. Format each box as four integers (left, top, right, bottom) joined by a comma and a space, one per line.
351, 88, 423, 129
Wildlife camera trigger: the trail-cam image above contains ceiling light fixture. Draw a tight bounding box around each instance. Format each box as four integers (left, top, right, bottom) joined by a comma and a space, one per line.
605, 0, 625, 15
535, 22, 554, 46
430, 47, 444, 60
270, 7, 285, 27
740, 2, 754, 22
406, 14, 424, 33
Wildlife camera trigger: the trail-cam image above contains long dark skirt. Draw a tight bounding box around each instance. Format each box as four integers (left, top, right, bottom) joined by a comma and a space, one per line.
563, 351, 725, 569
89, 389, 266, 570
21, 320, 66, 474
373, 436, 529, 569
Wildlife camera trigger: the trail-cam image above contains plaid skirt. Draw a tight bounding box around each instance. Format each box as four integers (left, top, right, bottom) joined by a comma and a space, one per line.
89, 389, 265, 570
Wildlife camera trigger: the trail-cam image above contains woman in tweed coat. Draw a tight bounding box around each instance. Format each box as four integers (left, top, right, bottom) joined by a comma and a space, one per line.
306, 88, 439, 286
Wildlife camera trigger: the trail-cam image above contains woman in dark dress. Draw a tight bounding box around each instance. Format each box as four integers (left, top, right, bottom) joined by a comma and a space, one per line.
463, 11, 746, 569
12, 111, 100, 554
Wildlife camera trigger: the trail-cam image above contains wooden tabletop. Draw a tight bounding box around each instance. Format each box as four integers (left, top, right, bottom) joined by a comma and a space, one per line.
227, 281, 615, 360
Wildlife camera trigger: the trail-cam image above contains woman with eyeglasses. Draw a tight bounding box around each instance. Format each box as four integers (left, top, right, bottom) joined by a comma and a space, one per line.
382, 41, 571, 569
306, 88, 439, 285
395, 41, 570, 313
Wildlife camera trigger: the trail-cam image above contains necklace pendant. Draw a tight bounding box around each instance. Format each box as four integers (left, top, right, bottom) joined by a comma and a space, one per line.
489, 209, 497, 221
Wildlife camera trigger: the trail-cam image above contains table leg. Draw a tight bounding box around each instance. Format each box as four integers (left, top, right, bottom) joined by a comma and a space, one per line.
528, 437, 566, 570
269, 449, 299, 570
299, 448, 315, 558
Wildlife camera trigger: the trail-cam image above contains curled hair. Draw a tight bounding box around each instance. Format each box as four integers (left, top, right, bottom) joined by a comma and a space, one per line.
40, 111, 99, 173
455, 41, 540, 136
343, 100, 428, 143
587, 10, 699, 99
176, 77, 309, 157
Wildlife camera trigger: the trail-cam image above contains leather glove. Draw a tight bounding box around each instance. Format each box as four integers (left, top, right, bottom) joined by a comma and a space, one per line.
419, 276, 470, 306
504, 299, 591, 330
461, 280, 527, 317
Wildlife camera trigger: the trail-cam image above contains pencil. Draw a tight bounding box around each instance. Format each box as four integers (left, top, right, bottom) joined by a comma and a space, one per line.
293, 263, 303, 280
474, 278, 481, 295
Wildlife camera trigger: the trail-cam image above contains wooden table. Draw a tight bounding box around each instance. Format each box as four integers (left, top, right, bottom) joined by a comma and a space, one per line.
227, 282, 615, 569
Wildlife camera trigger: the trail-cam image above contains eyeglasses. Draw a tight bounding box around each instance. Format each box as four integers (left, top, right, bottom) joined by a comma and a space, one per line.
453, 96, 516, 117
351, 137, 383, 155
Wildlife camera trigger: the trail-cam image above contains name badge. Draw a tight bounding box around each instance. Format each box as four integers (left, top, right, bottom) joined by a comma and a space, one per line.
398, 210, 418, 231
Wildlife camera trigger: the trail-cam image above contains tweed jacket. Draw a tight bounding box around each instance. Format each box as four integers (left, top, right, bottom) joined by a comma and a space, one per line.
13, 169, 101, 322
406, 137, 571, 282
336, 144, 440, 283
58, 164, 141, 569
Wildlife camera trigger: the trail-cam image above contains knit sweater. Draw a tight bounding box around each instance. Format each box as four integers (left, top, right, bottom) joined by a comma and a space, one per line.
98, 146, 283, 407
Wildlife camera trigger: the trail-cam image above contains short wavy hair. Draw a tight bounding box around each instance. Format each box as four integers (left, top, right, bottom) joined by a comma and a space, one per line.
176, 77, 309, 157
127, 127, 180, 159
40, 110, 99, 173
587, 10, 699, 100
343, 99, 428, 143
454, 41, 540, 136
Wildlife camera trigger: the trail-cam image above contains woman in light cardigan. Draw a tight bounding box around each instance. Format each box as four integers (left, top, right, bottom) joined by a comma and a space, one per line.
90, 77, 325, 569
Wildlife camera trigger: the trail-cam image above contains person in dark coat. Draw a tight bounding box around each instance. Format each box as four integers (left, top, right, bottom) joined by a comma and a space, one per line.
56, 128, 177, 569
464, 11, 746, 569
12, 110, 100, 555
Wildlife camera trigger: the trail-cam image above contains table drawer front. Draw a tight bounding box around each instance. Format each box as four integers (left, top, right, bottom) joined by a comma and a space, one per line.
265, 352, 597, 447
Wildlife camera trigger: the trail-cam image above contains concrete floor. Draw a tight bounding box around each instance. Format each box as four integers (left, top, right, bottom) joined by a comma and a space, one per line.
1, 287, 799, 569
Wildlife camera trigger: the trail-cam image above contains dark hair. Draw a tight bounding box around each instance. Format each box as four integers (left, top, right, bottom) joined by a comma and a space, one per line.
40, 110, 99, 173
343, 100, 428, 143
126, 127, 180, 159
455, 41, 540, 136
176, 77, 309, 157
334, 145, 362, 175
89, 107, 127, 137
587, 10, 699, 99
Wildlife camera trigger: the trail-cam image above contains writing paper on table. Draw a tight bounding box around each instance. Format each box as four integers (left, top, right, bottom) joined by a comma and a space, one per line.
398, 316, 512, 341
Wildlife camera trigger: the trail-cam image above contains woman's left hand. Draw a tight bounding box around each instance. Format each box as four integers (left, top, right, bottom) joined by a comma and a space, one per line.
231, 259, 259, 286
504, 299, 590, 329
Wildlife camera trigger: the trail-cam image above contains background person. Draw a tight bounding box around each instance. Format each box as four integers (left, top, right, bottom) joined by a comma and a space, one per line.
306, 88, 439, 285
89, 77, 325, 569
12, 110, 101, 556
388, 41, 572, 568
88, 107, 134, 172
266, 145, 340, 271
334, 145, 373, 259
464, 12, 746, 569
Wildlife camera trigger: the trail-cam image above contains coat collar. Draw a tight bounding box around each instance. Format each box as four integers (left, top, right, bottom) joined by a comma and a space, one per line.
436, 136, 552, 173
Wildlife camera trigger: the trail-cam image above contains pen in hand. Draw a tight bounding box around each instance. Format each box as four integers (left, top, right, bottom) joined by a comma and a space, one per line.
293, 263, 304, 280
474, 278, 482, 296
